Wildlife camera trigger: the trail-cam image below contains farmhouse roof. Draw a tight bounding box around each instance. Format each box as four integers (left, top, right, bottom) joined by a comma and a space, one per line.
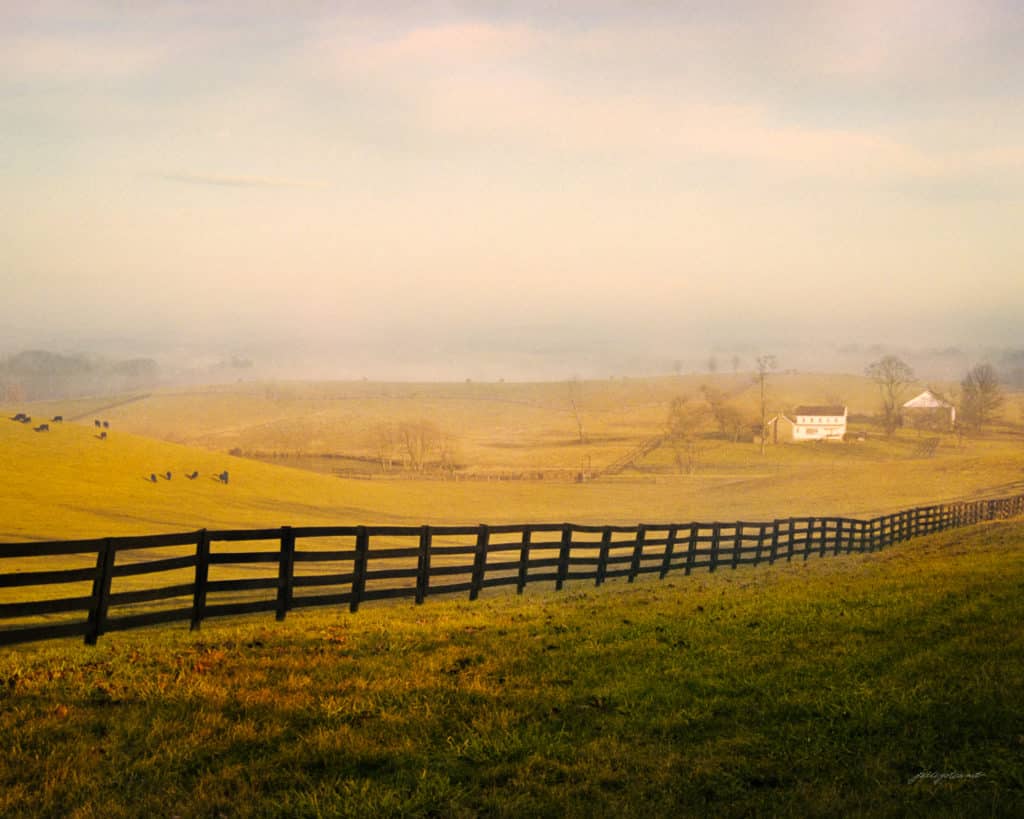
903, 389, 953, 409
792, 405, 846, 417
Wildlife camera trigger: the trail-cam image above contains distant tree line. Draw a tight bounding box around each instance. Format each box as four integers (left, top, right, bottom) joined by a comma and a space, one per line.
0, 350, 160, 401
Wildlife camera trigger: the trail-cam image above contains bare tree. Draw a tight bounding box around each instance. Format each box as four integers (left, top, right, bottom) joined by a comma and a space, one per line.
701, 385, 748, 443
436, 430, 461, 477
666, 396, 706, 474
865, 355, 915, 435
568, 377, 588, 444
756, 354, 777, 455
368, 422, 399, 472
960, 363, 1004, 433
398, 419, 440, 472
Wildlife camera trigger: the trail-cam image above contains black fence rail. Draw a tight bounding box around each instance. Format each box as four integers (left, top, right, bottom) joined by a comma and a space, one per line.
2, 494, 1022, 647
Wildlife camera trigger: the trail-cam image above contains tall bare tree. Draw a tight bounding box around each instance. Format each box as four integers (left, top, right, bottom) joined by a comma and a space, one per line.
666, 396, 706, 474
756, 354, 777, 455
960, 363, 1003, 433
568, 377, 588, 444
865, 355, 915, 435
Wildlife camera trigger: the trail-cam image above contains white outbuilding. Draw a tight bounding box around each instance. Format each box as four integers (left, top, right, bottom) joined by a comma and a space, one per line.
903, 389, 956, 430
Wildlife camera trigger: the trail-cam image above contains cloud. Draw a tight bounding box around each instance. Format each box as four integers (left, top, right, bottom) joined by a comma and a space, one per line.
155, 172, 324, 190
1, 34, 171, 80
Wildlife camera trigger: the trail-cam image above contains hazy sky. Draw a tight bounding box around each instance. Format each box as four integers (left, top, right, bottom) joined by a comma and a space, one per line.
2, 1, 1022, 376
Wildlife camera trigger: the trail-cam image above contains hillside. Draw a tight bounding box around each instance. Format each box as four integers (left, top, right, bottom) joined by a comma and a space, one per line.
2, 382, 1024, 541
2, 520, 1022, 816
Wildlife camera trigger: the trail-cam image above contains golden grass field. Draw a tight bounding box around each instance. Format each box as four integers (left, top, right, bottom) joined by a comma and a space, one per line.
2, 373, 1022, 543
3, 375, 1024, 815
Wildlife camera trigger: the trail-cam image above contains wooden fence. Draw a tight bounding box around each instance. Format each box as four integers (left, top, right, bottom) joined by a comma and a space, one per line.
2, 494, 1023, 647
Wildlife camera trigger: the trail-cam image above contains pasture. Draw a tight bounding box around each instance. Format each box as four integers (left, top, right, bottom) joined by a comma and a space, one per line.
2, 374, 1023, 544
2, 375, 1024, 815
1, 520, 1022, 816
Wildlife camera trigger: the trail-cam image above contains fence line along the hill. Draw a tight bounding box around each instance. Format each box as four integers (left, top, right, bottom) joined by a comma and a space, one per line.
2, 495, 1023, 647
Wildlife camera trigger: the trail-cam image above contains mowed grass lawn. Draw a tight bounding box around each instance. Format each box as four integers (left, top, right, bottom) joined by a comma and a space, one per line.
2, 521, 1023, 817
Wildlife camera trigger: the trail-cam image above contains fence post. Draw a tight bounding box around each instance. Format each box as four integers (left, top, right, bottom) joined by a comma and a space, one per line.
275, 526, 296, 622
555, 524, 572, 590
628, 525, 647, 583
415, 525, 432, 604
730, 523, 742, 570
595, 527, 612, 585
469, 524, 489, 601
803, 518, 815, 561
84, 538, 115, 646
684, 524, 698, 575
516, 528, 532, 594
659, 526, 678, 579
769, 520, 780, 564
190, 528, 211, 631
786, 518, 796, 562
818, 518, 829, 558
709, 523, 721, 572
350, 526, 369, 613
754, 524, 766, 566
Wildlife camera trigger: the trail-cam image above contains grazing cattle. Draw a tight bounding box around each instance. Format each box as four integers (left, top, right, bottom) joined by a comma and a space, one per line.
97, 431, 107, 440
51, 415, 63, 422
164, 471, 172, 480
218, 470, 229, 484
34, 424, 49, 432
20, 416, 31, 424
149, 473, 158, 483
94, 420, 101, 428
103, 421, 110, 429
186, 471, 199, 480
10, 413, 27, 422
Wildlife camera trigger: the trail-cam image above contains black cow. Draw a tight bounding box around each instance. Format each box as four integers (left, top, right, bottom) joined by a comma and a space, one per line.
10, 413, 27, 422
95, 419, 101, 428
34, 423, 49, 432
149, 473, 158, 483
102, 421, 110, 429
164, 471, 172, 480
20, 416, 31, 424
218, 470, 229, 484
51, 415, 63, 422
186, 471, 199, 480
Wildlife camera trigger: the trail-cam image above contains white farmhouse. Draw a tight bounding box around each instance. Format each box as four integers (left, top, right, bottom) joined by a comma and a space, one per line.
773, 405, 847, 442
902, 389, 956, 430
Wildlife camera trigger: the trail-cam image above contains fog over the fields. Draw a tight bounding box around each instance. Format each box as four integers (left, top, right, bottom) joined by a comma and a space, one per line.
2, 2, 1022, 381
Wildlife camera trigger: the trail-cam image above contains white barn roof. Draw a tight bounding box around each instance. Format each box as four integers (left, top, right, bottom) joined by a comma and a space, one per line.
903, 390, 952, 409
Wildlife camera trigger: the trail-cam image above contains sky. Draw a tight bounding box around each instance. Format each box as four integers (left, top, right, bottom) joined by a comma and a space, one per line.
1, 1, 1022, 378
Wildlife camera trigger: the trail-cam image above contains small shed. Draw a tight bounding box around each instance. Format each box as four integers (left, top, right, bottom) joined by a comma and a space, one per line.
903, 390, 956, 431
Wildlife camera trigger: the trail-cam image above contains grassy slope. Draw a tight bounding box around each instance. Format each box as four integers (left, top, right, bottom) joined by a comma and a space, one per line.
1, 521, 1022, 817
2, 408, 1023, 542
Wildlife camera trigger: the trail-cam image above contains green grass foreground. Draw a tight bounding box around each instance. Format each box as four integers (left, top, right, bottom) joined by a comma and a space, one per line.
2, 522, 1024, 817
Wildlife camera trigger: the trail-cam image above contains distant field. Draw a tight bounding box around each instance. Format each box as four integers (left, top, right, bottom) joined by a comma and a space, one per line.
2, 520, 1022, 816
2, 375, 1023, 542
18, 373, 970, 476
